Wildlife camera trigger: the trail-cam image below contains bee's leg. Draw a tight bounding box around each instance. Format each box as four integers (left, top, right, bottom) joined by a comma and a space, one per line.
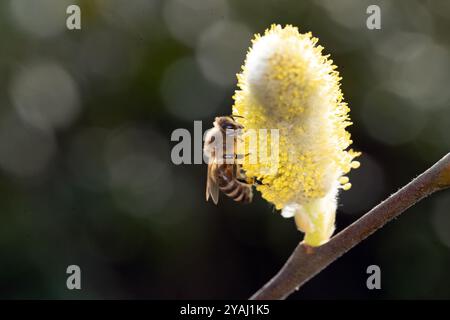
236, 167, 247, 183
235, 152, 250, 159
245, 177, 254, 185
223, 154, 235, 164
225, 128, 243, 137
236, 167, 257, 186
235, 153, 249, 166
254, 178, 263, 185
234, 156, 265, 186
230, 162, 237, 178
225, 129, 241, 136
241, 175, 263, 186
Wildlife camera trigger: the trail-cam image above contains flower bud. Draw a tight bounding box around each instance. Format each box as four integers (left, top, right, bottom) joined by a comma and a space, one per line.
233, 25, 360, 246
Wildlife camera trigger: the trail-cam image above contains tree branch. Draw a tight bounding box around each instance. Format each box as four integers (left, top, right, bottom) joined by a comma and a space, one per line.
250, 152, 450, 300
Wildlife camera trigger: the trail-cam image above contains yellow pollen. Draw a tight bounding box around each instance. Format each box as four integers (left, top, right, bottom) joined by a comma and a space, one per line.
342, 183, 352, 191
351, 161, 361, 169
339, 176, 349, 185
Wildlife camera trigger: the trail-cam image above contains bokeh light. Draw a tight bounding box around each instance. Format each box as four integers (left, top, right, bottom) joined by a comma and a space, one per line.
0, 113, 55, 177
98, 0, 157, 31
10, 0, 72, 38
160, 57, 226, 121
387, 43, 450, 110
361, 88, 427, 146
196, 21, 252, 87
67, 127, 109, 192
9, 61, 81, 131
105, 126, 173, 218
163, 0, 229, 47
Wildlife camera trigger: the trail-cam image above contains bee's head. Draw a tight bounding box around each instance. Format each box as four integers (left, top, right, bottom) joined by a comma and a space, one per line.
214, 116, 243, 131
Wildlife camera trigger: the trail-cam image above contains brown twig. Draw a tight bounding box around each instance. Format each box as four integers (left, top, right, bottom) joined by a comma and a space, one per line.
250, 152, 450, 300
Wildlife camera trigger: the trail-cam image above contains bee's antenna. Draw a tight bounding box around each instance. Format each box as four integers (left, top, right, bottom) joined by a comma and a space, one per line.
231, 115, 245, 120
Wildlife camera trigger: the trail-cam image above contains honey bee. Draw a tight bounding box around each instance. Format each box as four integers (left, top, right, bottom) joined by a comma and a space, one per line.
204, 116, 253, 204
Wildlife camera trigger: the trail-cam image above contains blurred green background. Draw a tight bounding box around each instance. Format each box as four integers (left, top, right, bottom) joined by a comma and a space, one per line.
0, 0, 449, 299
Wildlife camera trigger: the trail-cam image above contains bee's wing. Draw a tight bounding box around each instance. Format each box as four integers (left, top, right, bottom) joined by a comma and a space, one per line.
206, 164, 219, 204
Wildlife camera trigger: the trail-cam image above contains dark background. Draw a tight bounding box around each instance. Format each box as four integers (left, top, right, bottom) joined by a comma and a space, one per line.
0, 0, 449, 299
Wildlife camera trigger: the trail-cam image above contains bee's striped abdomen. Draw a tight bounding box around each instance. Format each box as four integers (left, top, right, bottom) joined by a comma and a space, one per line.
218, 165, 253, 203
220, 179, 253, 204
